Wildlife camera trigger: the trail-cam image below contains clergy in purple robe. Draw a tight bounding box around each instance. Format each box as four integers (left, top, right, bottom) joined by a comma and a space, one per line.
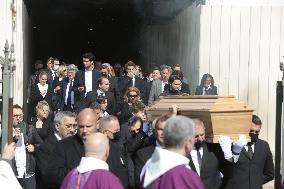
60, 133, 123, 189
140, 116, 204, 189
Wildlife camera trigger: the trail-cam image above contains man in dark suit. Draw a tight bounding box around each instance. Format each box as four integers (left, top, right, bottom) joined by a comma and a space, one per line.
101, 63, 122, 108
45, 108, 98, 188
224, 115, 274, 189
134, 114, 170, 187
118, 61, 147, 104
73, 52, 101, 102
98, 115, 130, 188
59, 64, 78, 112
188, 119, 231, 189
84, 77, 117, 115
35, 111, 77, 189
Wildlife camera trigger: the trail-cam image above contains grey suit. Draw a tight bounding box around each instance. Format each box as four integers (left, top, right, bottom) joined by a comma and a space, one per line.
148, 79, 163, 105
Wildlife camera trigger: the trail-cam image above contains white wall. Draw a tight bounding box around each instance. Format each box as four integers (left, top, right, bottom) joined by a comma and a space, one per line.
0, 0, 30, 106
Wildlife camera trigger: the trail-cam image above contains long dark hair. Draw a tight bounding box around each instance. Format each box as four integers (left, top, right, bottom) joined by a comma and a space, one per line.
200, 73, 214, 86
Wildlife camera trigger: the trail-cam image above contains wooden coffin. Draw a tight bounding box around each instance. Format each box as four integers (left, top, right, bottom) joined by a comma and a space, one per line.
146, 95, 254, 143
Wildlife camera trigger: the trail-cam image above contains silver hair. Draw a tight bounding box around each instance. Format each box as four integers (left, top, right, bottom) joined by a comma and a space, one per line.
98, 115, 119, 132
67, 64, 78, 72
161, 65, 173, 75
53, 111, 76, 125
192, 118, 206, 131
102, 63, 111, 69
163, 116, 195, 149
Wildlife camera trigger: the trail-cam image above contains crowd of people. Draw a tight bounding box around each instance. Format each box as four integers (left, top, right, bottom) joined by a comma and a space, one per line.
0, 52, 275, 189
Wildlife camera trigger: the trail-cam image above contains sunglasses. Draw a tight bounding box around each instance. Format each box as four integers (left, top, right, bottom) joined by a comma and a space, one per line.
128, 94, 138, 98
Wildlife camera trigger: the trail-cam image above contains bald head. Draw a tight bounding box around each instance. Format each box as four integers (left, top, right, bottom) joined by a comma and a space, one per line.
77, 108, 99, 140
84, 133, 109, 161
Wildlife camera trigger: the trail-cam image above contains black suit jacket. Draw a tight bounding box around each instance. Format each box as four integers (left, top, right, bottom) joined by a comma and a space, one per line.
195, 85, 218, 95
85, 90, 117, 115
73, 69, 101, 102
35, 134, 59, 189
46, 134, 129, 189
223, 139, 274, 189
108, 76, 122, 109
29, 83, 54, 116
188, 143, 229, 189
134, 144, 156, 186
45, 134, 84, 189
118, 75, 147, 104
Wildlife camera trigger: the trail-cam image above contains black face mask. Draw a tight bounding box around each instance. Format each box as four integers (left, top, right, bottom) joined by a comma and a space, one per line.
194, 141, 205, 150
249, 133, 259, 143
130, 131, 137, 137
111, 131, 121, 142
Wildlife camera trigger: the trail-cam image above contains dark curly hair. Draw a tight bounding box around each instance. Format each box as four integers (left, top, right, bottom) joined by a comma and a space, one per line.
200, 73, 214, 86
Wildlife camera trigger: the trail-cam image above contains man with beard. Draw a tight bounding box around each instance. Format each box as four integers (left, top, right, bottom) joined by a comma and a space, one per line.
223, 115, 274, 189
35, 111, 77, 189
188, 119, 233, 189
98, 115, 129, 188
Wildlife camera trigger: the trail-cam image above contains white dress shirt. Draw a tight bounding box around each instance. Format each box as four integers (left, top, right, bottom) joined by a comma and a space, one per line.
190, 147, 203, 176
161, 81, 168, 93
97, 89, 106, 96
85, 70, 93, 96
65, 79, 74, 105
37, 83, 48, 98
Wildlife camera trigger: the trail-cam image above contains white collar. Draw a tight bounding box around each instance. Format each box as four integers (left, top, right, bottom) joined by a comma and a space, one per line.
97, 89, 105, 95
141, 147, 189, 188
54, 133, 62, 141
155, 141, 162, 148
77, 157, 109, 174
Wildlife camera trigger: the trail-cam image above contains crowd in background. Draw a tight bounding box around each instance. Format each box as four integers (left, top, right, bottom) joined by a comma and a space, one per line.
0, 52, 274, 189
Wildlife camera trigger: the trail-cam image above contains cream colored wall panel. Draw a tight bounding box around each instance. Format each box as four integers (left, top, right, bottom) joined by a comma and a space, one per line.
266, 7, 282, 152
248, 7, 261, 114
199, 6, 211, 73
218, 6, 231, 95
238, 7, 251, 103
258, 7, 272, 140
228, 7, 241, 97
208, 6, 221, 89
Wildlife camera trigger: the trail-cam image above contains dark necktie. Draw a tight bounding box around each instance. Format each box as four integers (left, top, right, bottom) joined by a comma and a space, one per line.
67, 80, 73, 106
197, 148, 202, 169
247, 143, 254, 159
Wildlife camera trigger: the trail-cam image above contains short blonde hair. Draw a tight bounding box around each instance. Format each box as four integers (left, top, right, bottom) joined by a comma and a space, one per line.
35, 100, 50, 116
57, 65, 67, 77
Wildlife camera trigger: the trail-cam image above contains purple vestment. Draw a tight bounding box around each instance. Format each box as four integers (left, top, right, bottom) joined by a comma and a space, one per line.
141, 164, 204, 189
60, 169, 124, 189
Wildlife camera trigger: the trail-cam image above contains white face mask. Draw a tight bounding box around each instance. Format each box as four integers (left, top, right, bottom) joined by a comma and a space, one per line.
53, 65, 59, 71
